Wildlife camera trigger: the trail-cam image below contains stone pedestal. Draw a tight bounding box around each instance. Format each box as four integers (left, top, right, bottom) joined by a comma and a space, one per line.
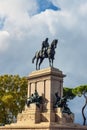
27, 67, 65, 122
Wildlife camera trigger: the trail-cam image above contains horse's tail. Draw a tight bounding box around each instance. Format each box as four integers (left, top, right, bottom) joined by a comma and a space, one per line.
32, 55, 36, 63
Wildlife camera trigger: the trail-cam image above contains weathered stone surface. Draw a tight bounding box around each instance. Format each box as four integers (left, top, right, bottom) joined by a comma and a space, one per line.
17, 104, 41, 123
0, 123, 87, 130
27, 67, 65, 122
54, 108, 74, 124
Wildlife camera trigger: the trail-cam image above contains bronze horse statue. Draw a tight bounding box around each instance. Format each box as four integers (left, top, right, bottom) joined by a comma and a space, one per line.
32, 39, 58, 70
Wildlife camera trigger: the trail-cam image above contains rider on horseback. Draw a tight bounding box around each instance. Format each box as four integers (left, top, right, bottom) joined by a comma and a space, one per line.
32, 38, 58, 70
41, 38, 49, 57
41, 38, 49, 51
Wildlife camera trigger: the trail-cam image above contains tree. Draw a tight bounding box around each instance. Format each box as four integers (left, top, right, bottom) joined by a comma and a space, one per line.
63, 87, 76, 99
0, 75, 27, 124
63, 85, 87, 125
72, 85, 87, 125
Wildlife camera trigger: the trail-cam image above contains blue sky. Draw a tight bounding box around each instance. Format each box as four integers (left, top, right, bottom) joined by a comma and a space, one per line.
0, 17, 5, 29
0, 0, 87, 125
36, 0, 60, 13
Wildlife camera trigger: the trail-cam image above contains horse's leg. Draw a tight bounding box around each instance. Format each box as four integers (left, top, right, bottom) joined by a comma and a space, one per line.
52, 59, 53, 67
39, 58, 44, 69
36, 58, 39, 70
49, 58, 51, 67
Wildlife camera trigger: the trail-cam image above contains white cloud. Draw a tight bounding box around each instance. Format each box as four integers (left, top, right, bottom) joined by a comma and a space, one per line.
0, 0, 87, 83
79, 2, 87, 16
0, 0, 37, 17
0, 30, 10, 52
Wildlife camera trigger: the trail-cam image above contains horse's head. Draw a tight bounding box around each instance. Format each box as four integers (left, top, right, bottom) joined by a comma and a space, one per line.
55, 39, 58, 48
51, 39, 58, 49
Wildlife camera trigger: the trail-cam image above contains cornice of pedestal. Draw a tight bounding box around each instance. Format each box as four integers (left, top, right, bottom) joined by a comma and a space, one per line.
27, 67, 66, 80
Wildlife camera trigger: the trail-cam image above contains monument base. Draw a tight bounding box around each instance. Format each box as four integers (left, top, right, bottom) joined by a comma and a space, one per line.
0, 122, 87, 130
0, 104, 87, 130
0, 67, 87, 130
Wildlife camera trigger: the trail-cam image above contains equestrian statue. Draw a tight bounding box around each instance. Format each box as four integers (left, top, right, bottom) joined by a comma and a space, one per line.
32, 38, 58, 70
54, 92, 72, 115
26, 90, 43, 108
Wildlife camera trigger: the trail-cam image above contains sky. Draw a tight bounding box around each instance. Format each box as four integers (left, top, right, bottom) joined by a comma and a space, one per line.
0, 0, 87, 125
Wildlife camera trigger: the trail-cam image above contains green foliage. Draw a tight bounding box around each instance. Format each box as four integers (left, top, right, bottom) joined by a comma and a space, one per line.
0, 74, 27, 124
2, 94, 14, 106
63, 85, 87, 99
72, 85, 87, 97
63, 87, 76, 99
